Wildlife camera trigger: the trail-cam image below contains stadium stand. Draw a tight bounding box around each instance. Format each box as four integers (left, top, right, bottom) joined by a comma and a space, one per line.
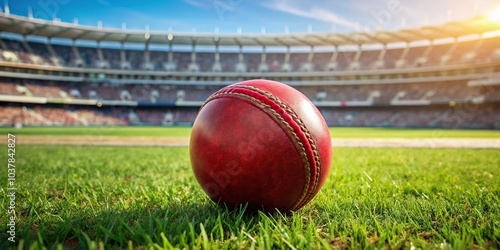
0, 13, 499, 128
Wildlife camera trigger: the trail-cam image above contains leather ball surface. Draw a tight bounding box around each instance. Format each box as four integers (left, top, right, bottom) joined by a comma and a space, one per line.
190, 79, 332, 212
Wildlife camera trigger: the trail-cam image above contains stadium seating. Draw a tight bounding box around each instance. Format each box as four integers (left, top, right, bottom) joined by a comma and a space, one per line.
0, 13, 499, 128
1, 35, 498, 72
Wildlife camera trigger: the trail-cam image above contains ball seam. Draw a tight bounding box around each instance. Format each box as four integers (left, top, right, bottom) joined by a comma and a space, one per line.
204, 85, 321, 210
233, 85, 322, 209
203, 91, 311, 210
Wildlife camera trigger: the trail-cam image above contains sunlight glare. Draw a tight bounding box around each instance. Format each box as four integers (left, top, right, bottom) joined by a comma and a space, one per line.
488, 5, 500, 22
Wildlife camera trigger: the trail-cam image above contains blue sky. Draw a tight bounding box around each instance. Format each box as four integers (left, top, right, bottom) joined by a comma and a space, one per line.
5, 0, 500, 33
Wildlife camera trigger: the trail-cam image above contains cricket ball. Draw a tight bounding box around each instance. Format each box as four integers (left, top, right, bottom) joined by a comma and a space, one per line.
190, 79, 332, 212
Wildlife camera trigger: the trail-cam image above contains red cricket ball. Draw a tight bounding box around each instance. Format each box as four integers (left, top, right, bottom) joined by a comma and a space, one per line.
190, 79, 332, 212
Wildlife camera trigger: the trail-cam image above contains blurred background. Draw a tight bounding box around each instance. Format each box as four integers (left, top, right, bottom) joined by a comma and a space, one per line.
0, 0, 499, 129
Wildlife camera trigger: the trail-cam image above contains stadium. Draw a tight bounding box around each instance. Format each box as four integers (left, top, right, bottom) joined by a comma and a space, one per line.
0, 11, 499, 128
0, 1, 499, 249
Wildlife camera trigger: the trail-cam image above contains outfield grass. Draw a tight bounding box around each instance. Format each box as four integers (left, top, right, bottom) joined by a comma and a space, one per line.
0, 146, 498, 249
0, 126, 499, 138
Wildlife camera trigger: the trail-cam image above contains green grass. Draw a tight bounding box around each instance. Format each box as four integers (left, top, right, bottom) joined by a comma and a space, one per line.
1, 146, 498, 249
329, 127, 500, 138
0, 126, 499, 138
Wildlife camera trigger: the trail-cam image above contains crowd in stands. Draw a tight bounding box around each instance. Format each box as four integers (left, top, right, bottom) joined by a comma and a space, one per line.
0, 82, 18, 95
0, 106, 44, 125
320, 103, 500, 128
0, 105, 128, 126
1, 35, 500, 72
1, 33, 499, 129
1, 79, 498, 104
1, 103, 498, 128
73, 109, 128, 125
0, 79, 221, 102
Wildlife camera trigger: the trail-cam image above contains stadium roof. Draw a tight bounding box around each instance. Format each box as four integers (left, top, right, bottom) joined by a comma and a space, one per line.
1, 13, 500, 47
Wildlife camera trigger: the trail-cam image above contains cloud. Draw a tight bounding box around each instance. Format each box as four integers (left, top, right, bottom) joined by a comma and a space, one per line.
261, 0, 358, 29
183, 0, 207, 9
